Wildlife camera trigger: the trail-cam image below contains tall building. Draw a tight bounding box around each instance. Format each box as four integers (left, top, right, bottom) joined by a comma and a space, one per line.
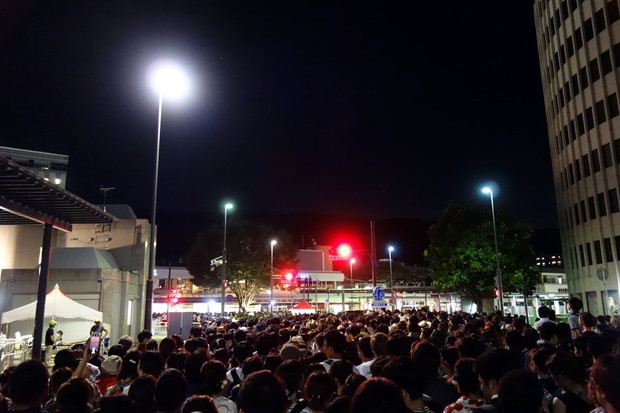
533, 0, 620, 315
0, 146, 68, 188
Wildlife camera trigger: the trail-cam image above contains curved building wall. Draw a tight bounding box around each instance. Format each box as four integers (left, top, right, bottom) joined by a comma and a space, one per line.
534, 0, 620, 315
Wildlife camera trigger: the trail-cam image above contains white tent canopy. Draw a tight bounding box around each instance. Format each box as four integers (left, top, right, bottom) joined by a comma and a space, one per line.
1, 284, 102, 324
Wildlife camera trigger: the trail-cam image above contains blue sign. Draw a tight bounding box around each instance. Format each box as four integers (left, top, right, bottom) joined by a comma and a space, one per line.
225, 294, 234, 303
373, 286, 385, 301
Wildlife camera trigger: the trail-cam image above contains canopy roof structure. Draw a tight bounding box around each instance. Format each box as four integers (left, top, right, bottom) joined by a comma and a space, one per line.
291, 300, 315, 314
0, 156, 115, 232
1, 284, 102, 324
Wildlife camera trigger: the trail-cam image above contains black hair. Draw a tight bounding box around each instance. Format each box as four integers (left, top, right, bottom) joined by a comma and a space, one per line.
546, 351, 587, 384
382, 356, 427, 400
233, 341, 255, 363
537, 306, 551, 319
159, 337, 177, 360
118, 350, 141, 381
9, 360, 49, 404
357, 336, 373, 359
369, 356, 391, 378
349, 377, 407, 413
324, 330, 347, 355
137, 330, 153, 343
498, 370, 543, 413
128, 375, 157, 413
568, 297, 583, 313
474, 349, 521, 383
166, 351, 189, 371
201, 360, 227, 396
590, 353, 620, 412
411, 340, 441, 378
342, 374, 366, 398
303, 370, 337, 412
182, 395, 218, 413
264, 354, 283, 373
329, 359, 354, 384
237, 370, 288, 413
98, 394, 134, 413
108, 344, 127, 358
242, 356, 265, 377
139, 351, 164, 377
55, 378, 94, 413
387, 335, 413, 358
538, 322, 559, 341
155, 369, 186, 413
453, 358, 479, 396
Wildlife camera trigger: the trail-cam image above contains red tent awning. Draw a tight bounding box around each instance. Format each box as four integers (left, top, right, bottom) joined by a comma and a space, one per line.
293, 300, 315, 310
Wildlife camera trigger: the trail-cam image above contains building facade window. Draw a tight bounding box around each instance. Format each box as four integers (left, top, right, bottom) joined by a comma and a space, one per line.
604, 238, 613, 262
598, 192, 607, 216
594, 240, 603, 264
609, 189, 620, 213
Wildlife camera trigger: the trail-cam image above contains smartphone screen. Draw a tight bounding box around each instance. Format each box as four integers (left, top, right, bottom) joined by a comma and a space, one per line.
89, 336, 100, 354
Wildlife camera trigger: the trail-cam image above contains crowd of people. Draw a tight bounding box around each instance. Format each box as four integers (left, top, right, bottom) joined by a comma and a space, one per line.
0, 296, 619, 413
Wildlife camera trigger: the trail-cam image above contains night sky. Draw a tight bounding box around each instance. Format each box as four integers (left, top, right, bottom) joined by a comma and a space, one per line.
1, 2, 558, 263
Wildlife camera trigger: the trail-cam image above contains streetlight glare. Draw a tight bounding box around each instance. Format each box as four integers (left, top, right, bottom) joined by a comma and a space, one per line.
482, 187, 492, 194
388, 245, 395, 252
271, 240, 277, 246
224, 203, 234, 210
148, 59, 190, 100
350, 258, 356, 264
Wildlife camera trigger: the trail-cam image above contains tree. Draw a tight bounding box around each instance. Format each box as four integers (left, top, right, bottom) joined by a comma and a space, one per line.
184, 220, 298, 312
426, 203, 539, 311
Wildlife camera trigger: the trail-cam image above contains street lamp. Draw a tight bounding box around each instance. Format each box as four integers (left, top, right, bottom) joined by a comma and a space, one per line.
144, 59, 190, 330
270, 240, 277, 315
349, 258, 356, 279
388, 245, 395, 307
482, 186, 504, 312
221, 203, 234, 316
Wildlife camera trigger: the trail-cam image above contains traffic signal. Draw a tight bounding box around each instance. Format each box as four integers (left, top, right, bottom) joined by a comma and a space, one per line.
337, 244, 352, 258
494, 289, 500, 297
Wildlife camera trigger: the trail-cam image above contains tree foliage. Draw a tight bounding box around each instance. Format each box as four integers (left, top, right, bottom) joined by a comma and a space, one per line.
184, 220, 298, 312
426, 203, 539, 309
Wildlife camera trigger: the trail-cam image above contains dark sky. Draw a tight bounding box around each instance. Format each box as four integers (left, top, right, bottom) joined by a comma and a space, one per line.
1, 1, 557, 261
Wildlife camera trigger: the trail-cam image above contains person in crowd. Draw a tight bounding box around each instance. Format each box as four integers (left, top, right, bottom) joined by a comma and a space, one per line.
128, 375, 157, 413
534, 306, 554, 330
45, 367, 73, 412
159, 337, 177, 362
97, 394, 134, 413
589, 353, 620, 413
328, 360, 353, 396
95, 355, 122, 395
9, 360, 50, 413
382, 356, 431, 413
136, 331, 153, 353
138, 351, 164, 378
567, 298, 584, 339
528, 345, 559, 411
355, 336, 374, 379
52, 378, 95, 413
154, 369, 186, 413
225, 341, 254, 392
546, 351, 593, 413
184, 350, 208, 397
108, 350, 142, 396
411, 340, 458, 411
578, 313, 597, 335
473, 349, 521, 413
497, 370, 543, 413
319, 331, 354, 374
201, 360, 237, 413
340, 374, 366, 398
444, 358, 484, 413
236, 370, 288, 413
301, 370, 337, 413
539, 321, 560, 346
349, 377, 407, 413
181, 395, 218, 413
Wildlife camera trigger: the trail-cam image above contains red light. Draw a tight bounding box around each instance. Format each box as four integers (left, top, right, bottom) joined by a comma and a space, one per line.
171, 297, 179, 304
172, 289, 178, 295
337, 244, 352, 258
494, 289, 500, 297
285, 273, 293, 281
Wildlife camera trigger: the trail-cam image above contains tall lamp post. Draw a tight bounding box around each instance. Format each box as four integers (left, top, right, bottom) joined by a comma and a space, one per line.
144, 60, 190, 330
388, 246, 394, 307
270, 240, 277, 314
482, 187, 504, 312
221, 203, 234, 316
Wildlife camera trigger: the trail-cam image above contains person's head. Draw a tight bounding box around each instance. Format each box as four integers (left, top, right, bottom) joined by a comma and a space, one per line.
342, 374, 366, 398
128, 375, 157, 413
546, 351, 587, 388
357, 336, 373, 360
49, 320, 57, 327
189, 326, 203, 339
108, 344, 127, 358
98, 395, 134, 413
586, 334, 614, 360
382, 357, 427, 404
456, 336, 486, 359
453, 358, 480, 398
101, 355, 123, 377
166, 351, 188, 371
53, 349, 75, 371
275, 360, 304, 397
303, 370, 337, 412
322, 330, 346, 358
370, 333, 389, 357
49, 367, 73, 397
279, 343, 302, 361
528, 345, 555, 376
137, 330, 153, 343
182, 395, 217, 413
138, 351, 164, 377
159, 337, 177, 360
155, 369, 186, 413
233, 341, 255, 364
329, 359, 354, 387
325, 396, 352, 413
611, 314, 620, 328
579, 312, 597, 329
185, 350, 209, 382
118, 350, 141, 381
474, 349, 521, 399
264, 354, 283, 373
55, 378, 94, 413
242, 356, 264, 377
94, 319, 101, 325
201, 360, 227, 397
505, 330, 524, 352
213, 348, 230, 366
237, 370, 288, 413
9, 359, 49, 407
537, 306, 551, 319
538, 322, 559, 344
410, 340, 440, 378
498, 370, 543, 413
118, 336, 134, 351
568, 297, 583, 313
349, 377, 407, 413
590, 353, 620, 413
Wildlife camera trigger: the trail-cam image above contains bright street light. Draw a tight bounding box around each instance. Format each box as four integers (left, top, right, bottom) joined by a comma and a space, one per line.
270, 240, 277, 315
221, 202, 234, 316
144, 59, 190, 330
481, 186, 504, 312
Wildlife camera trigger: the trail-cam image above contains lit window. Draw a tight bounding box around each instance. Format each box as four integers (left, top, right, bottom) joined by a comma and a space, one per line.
54, 178, 61, 185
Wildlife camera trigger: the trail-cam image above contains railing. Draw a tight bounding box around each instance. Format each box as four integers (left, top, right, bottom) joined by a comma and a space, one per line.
0, 338, 31, 373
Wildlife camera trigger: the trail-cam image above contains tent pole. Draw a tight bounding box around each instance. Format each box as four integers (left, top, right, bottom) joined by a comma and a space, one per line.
32, 223, 53, 360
